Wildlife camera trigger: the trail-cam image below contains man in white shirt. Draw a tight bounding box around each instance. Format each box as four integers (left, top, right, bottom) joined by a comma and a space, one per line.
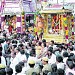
47, 47, 56, 65
14, 47, 21, 63
10, 52, 18, 74
49, 40, 57, 51
56, 55, 65, 70
0, 51, 6, 66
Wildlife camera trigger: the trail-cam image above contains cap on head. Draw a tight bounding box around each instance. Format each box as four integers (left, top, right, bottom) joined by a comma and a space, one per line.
0, 64, 6, 69
28, 59, 35, 64
42, 57, 48, 62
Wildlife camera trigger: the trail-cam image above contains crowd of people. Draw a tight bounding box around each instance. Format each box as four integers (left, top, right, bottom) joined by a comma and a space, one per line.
0, 30, 75, 75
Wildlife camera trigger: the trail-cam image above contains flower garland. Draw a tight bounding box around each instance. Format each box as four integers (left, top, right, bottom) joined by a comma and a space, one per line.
63, 14, 68, 40
21, 11, 25, 32
71, 15, 74, 39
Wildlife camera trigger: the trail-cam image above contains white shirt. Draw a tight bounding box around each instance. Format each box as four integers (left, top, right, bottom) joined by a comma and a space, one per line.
16, 73, 26, 75
48, 53, 56, 65
1, 41, 6, 54
28, 56, 38, 64
15, 52, 21, 63
65, 67, 75, 75
49, 45, 57, 51
20, 54, 27, 67
1, 56, 6, 66
43, 47, 48, 52
10, 57, 19, 73
63, 57, 68, 64
70, 51, 75, 55
57, 62, 65, 70
12, 73, 26, 75
4, 25, 9, 32
20, 54, 27, 62
21, 66, 29, 74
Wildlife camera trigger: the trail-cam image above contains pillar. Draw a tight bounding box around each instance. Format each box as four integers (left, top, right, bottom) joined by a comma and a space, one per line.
16, 15, 21, 33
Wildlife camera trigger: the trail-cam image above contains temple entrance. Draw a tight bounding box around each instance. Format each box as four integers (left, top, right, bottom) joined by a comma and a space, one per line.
26, 13, 35, 31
